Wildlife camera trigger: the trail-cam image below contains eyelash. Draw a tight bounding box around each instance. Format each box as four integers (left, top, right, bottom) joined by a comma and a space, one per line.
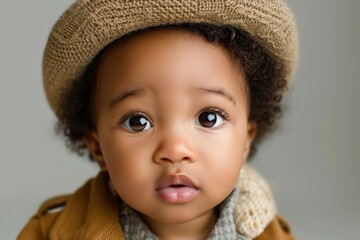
117, 107, 230, 126
201, 106, 230, 121
118, 111, 149, 125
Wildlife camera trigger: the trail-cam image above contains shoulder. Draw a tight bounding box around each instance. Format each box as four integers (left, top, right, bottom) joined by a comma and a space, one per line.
17, 175, 98, 240
234, 165, 295, 239
254, 215, 295, 240
17, 194, 70, 240
17, 173, 116, 240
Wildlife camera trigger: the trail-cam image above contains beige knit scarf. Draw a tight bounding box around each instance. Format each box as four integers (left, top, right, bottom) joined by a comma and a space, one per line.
234, 164, 276, 238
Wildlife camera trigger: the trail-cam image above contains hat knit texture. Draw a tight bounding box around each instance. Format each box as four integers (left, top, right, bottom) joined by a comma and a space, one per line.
43, 0, 298, 116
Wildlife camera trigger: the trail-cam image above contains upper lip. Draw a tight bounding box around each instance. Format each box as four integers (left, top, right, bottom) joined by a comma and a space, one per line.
155, 174, 199, 191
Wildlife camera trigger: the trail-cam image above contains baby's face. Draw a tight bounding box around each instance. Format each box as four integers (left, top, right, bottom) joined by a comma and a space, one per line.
86, 28, 256, 228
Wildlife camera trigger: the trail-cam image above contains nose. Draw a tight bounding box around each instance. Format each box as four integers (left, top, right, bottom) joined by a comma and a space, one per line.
153, 129, 195, 164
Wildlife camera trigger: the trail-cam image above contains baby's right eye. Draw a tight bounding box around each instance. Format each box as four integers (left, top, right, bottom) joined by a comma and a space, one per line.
121, 114, 152, 132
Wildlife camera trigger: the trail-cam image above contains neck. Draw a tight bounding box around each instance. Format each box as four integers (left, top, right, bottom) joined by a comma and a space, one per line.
141, 209, 217, 240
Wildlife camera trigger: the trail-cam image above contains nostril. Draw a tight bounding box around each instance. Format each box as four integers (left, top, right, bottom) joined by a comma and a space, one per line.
181, 156, 193, 162
157, 156, 193, 164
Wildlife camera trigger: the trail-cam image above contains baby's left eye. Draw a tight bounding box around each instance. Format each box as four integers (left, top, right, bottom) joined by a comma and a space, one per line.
195, 111, 225, 128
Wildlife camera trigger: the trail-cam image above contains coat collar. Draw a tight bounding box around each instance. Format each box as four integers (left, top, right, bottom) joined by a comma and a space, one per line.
50, 172, 124, 240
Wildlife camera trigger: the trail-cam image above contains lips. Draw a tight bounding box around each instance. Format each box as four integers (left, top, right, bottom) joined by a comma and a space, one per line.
155, 175, 199, 203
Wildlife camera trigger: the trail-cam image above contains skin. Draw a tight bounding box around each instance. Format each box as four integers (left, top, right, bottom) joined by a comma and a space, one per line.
84, 28, 257, 240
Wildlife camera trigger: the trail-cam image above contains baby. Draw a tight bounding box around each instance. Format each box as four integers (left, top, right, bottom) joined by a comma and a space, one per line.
18, 0, 298, 239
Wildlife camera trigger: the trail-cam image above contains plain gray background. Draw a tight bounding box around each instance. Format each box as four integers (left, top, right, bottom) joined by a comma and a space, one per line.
1, 0, 359, 239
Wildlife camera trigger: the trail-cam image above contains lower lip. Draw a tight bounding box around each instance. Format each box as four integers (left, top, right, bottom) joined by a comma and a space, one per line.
156, 187, 199, 203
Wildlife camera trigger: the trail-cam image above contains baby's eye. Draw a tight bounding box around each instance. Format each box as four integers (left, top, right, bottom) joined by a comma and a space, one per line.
195, 110, 226, 128
122, 114, 152, 132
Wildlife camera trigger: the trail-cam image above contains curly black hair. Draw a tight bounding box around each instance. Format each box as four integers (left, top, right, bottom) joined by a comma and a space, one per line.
56, 22, 287, 160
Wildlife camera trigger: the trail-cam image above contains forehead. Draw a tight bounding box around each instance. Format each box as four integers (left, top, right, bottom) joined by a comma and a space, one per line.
94, 28, 247, 105
98, 27, 243, 76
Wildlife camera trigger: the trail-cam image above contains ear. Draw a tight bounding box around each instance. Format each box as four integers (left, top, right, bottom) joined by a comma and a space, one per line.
84, 131, 108, 171
242, 121, 257, 161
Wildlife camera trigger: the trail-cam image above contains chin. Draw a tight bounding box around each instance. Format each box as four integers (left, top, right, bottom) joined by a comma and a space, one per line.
151, 207, 213, 224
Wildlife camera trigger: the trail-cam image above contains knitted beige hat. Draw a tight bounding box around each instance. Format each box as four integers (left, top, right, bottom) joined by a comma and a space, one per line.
43, 0, 298, 115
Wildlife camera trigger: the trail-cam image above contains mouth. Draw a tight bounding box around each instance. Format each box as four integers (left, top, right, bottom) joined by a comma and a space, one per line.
155, 175, 199, 203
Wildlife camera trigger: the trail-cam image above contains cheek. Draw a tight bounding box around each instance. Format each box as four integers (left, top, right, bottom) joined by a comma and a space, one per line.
100, 133, 156, 198
202, 124, 248, 162
199, 125, 248, 190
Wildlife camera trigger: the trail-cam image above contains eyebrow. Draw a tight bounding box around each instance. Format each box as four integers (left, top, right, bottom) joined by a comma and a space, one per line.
197, 87, 236, 105
109, 88, 145, 109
